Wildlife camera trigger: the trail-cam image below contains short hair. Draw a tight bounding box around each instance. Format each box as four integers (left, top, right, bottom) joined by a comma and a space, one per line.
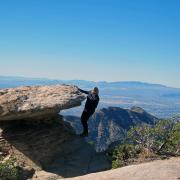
93, 87, 99, 94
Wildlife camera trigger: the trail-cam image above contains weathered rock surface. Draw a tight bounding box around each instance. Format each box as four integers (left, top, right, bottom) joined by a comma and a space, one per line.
66, 157, 180, 180
0, 85, 85, 121
32, 170, 61, 180
0, 85, 110, 179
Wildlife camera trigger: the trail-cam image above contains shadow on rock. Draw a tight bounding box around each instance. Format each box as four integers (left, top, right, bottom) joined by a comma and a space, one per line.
0, 115, 111, 178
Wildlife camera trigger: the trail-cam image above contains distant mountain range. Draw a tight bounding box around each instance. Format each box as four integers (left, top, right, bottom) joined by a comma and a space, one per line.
1, 75, 180, 118
64, 106, 157, 152
0, 75, 171, 88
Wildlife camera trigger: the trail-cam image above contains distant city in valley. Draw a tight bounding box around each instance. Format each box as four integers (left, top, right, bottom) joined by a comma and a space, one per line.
0, 75, 180, 118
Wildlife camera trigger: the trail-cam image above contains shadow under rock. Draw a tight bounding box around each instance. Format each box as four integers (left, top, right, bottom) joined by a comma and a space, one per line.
0, 115, 111, 178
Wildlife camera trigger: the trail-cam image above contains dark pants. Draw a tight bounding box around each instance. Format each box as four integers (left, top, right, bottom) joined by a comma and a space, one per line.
81, 110, 94, 134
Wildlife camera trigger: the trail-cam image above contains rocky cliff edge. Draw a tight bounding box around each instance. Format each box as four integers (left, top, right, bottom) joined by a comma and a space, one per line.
0, 85, 111, 179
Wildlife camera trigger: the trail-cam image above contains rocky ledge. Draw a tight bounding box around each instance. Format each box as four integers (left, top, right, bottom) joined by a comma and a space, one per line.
66, 157, 180, 180
0, 84, 85, 121
0, 84, 111, 179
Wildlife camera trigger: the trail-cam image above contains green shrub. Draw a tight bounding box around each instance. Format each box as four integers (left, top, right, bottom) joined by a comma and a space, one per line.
127, 120, 179, 154
160, 121, 180, 155
0, 157, 20, 180
112, 143, 143, 168
112, 120, 180, 169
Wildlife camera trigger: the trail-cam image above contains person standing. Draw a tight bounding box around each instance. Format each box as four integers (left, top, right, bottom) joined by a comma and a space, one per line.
78, 87, 99, 137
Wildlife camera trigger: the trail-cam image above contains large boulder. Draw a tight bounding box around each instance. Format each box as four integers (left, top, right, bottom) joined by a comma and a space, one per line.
0, 85, 85, 121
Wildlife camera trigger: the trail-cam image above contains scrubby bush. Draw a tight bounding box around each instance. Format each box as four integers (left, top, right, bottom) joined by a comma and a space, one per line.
112, 120, 180, 169
161, 121, 180, 155
0, 157, 20, 180
112, 143, 142, 168
128, 120, 180, 155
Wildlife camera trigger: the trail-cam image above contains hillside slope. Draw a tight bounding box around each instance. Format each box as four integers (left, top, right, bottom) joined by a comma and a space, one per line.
65, 106, 157, 151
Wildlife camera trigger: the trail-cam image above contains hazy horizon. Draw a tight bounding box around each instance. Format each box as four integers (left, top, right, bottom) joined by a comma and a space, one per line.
0, 74, 180, 89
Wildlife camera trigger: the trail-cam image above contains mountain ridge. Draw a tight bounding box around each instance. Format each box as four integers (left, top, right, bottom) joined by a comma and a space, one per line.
0, 75, 177, 89
64, 106, 158, 152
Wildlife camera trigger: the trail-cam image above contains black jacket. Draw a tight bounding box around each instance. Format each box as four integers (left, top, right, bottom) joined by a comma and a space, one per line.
78, 88, 99, 113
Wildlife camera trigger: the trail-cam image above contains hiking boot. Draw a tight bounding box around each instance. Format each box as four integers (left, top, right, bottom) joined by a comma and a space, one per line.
79, 132, 88, 137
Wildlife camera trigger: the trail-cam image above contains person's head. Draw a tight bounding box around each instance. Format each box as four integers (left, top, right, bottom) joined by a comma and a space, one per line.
92, 87, 99, 95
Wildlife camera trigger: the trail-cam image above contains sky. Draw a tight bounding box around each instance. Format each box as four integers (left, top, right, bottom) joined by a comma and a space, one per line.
0, 0, 180, 87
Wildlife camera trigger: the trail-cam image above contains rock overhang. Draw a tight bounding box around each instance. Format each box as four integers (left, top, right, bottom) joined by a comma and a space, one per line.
0, 84, 85, 121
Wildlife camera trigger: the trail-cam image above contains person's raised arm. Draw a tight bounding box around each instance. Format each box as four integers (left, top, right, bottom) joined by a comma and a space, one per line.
78, 88, 89, 95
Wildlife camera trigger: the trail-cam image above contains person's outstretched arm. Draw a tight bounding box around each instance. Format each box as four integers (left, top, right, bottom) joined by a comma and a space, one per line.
78, 88, 89, 95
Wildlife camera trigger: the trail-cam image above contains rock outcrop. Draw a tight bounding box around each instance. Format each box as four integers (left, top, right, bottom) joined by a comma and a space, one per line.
66, 157, 180, 180
0, 85, 111, 179
0, 85, 85, 121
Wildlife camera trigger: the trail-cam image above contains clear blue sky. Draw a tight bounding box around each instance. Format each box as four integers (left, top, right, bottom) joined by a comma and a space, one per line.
0, 0, 180, 87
